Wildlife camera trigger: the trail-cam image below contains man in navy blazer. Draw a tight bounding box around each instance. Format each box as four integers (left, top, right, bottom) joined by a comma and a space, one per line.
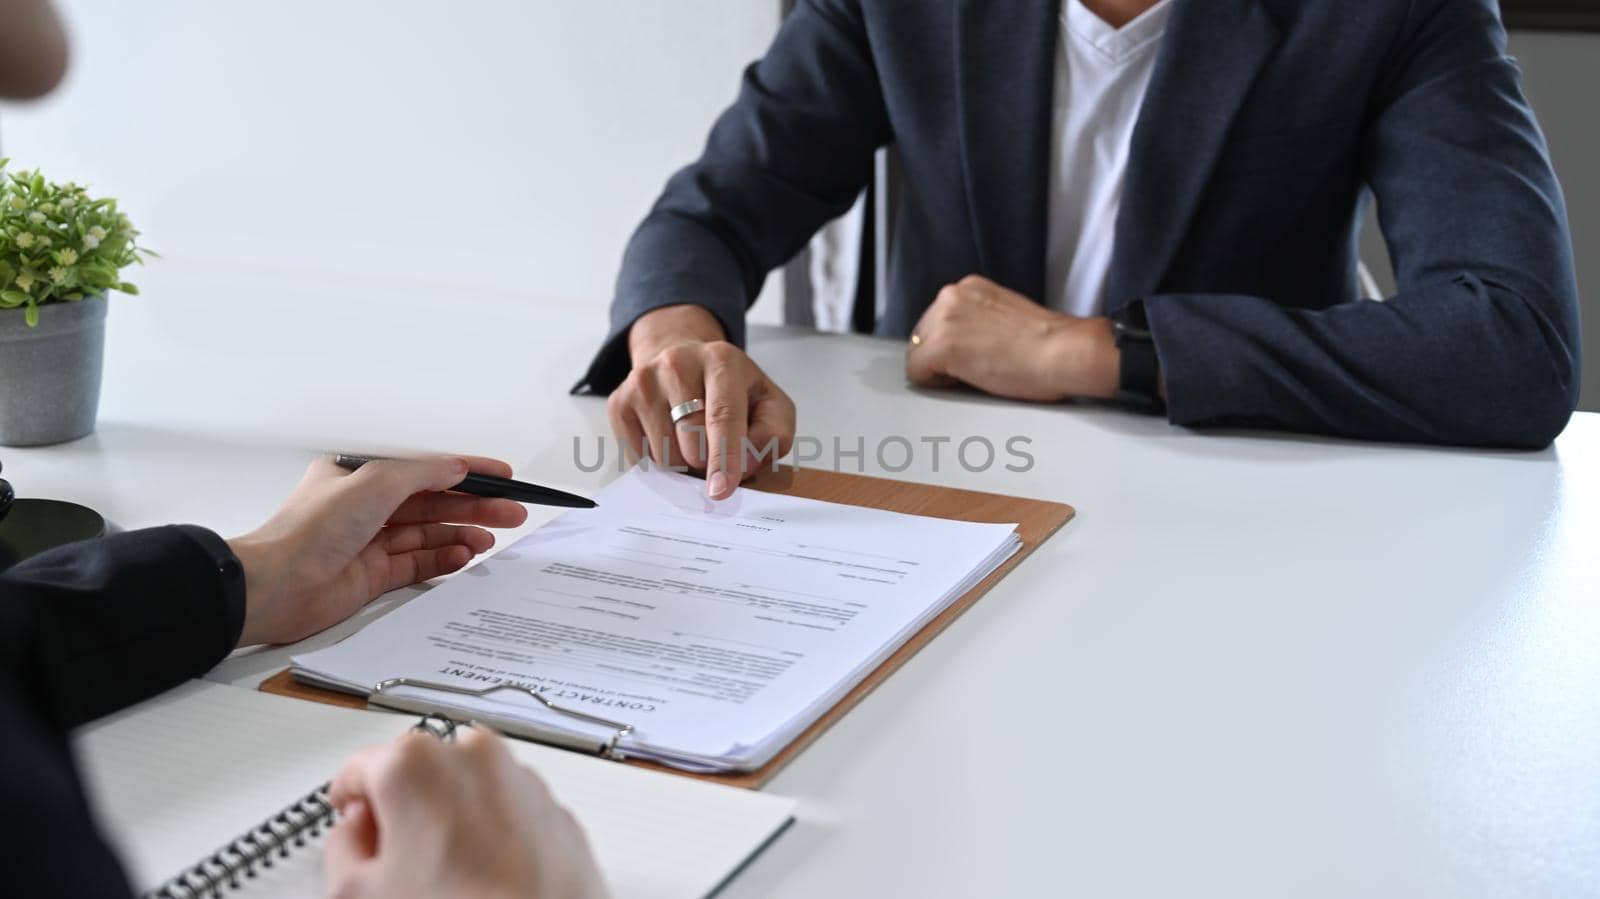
579, 0, 1582, 498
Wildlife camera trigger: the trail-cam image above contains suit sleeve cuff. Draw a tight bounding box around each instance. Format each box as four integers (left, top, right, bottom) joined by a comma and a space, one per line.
170, 525, 248, 651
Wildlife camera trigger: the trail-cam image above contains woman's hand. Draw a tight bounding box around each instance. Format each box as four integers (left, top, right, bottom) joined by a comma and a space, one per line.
227, 456, 528, 647
325, 726, 608, 899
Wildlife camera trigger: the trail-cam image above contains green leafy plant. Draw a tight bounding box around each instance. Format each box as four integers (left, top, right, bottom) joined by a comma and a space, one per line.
0, 159, 146, 327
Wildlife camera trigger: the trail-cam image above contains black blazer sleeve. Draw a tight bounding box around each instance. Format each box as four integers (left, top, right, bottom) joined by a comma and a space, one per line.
0, 525, 247, 731
0, 525, 247, 899
575, 0, 891, 394
2, 679, 139, 899
1148, 0, 1580, 449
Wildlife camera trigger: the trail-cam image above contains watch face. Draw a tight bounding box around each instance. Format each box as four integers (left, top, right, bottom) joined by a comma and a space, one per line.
1114, 320, 1153, 344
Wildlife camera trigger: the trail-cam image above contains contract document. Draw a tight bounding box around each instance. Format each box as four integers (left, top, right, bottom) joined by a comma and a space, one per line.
293, 467, 1020, 772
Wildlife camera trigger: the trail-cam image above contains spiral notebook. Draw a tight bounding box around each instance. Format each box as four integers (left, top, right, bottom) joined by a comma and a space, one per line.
74, 681, 796, 899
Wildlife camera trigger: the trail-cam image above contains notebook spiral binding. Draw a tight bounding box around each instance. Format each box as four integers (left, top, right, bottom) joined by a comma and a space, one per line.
141, 783, 334, 899
141, 715, 460, 899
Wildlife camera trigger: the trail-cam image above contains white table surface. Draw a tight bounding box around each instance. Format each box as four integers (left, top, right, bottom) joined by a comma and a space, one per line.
10, 259, 1599, 898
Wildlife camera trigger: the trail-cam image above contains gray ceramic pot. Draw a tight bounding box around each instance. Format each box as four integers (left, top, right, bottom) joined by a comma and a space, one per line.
0, 294, 107, 446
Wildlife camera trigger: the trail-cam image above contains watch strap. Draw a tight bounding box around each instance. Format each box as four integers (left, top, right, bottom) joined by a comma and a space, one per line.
1112, 307, 1165, 413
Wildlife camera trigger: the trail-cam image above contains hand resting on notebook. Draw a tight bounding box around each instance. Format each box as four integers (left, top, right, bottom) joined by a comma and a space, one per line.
227, 456, 529, 646
325, 724, 608, 899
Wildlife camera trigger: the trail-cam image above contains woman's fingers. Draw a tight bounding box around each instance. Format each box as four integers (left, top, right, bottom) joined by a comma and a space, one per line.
388, 493, 527, 528
325, 727, 606, 897
372, 523, 494, 590
384, 545, 473, 589
455, 456, 515, 479
348, 457, 470, 499
323, 796, 378, 875
328, 455, 516, 506
381, 523, 495, 556
328, 734, 455, 862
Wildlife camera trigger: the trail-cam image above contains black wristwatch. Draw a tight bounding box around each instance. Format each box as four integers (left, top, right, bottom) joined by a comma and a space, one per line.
1112, 304, 1165, 413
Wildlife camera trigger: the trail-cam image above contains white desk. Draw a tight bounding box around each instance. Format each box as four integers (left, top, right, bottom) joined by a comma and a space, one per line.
12, 259, 1599, 898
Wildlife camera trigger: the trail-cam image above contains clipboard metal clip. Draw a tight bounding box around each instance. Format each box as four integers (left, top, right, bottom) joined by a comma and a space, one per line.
367, 677, 636, 761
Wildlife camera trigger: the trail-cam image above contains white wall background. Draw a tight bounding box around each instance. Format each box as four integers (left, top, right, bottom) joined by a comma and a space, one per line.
0, 0, 784, 316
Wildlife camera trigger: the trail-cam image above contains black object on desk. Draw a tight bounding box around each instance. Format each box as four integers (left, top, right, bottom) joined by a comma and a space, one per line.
331, 454, 596, 509
0, 460, 109, 568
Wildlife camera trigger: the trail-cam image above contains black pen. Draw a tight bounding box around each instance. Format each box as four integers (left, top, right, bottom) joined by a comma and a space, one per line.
331, 454, 597, 509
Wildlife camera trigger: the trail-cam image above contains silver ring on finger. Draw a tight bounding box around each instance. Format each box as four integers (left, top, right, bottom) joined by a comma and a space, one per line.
669, 398, 705, 425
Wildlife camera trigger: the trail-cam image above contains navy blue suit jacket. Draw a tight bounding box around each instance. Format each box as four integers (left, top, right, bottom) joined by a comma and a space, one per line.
579, 0, 1582, 449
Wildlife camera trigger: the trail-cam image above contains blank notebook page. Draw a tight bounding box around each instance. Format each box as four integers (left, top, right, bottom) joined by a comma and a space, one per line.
74, 681, 796, 899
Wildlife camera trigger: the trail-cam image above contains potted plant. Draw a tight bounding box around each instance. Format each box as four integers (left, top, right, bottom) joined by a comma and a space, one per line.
0, 160, 146, 446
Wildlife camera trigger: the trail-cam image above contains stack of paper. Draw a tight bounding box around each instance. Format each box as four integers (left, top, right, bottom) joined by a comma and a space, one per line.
294, 467, 1020, 772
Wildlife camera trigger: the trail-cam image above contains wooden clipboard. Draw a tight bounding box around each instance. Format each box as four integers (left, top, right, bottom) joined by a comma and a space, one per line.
261, 466, 1074, 789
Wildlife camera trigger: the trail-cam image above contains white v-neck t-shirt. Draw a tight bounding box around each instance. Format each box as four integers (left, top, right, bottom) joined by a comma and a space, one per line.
1044, 0, 1173, 317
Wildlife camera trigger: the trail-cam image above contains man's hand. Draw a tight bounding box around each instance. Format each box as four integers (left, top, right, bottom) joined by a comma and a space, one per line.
610, 304, 796, 500
325, 726, 608, 899
227, 457, 528, 647
906, 275, 1120, 402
